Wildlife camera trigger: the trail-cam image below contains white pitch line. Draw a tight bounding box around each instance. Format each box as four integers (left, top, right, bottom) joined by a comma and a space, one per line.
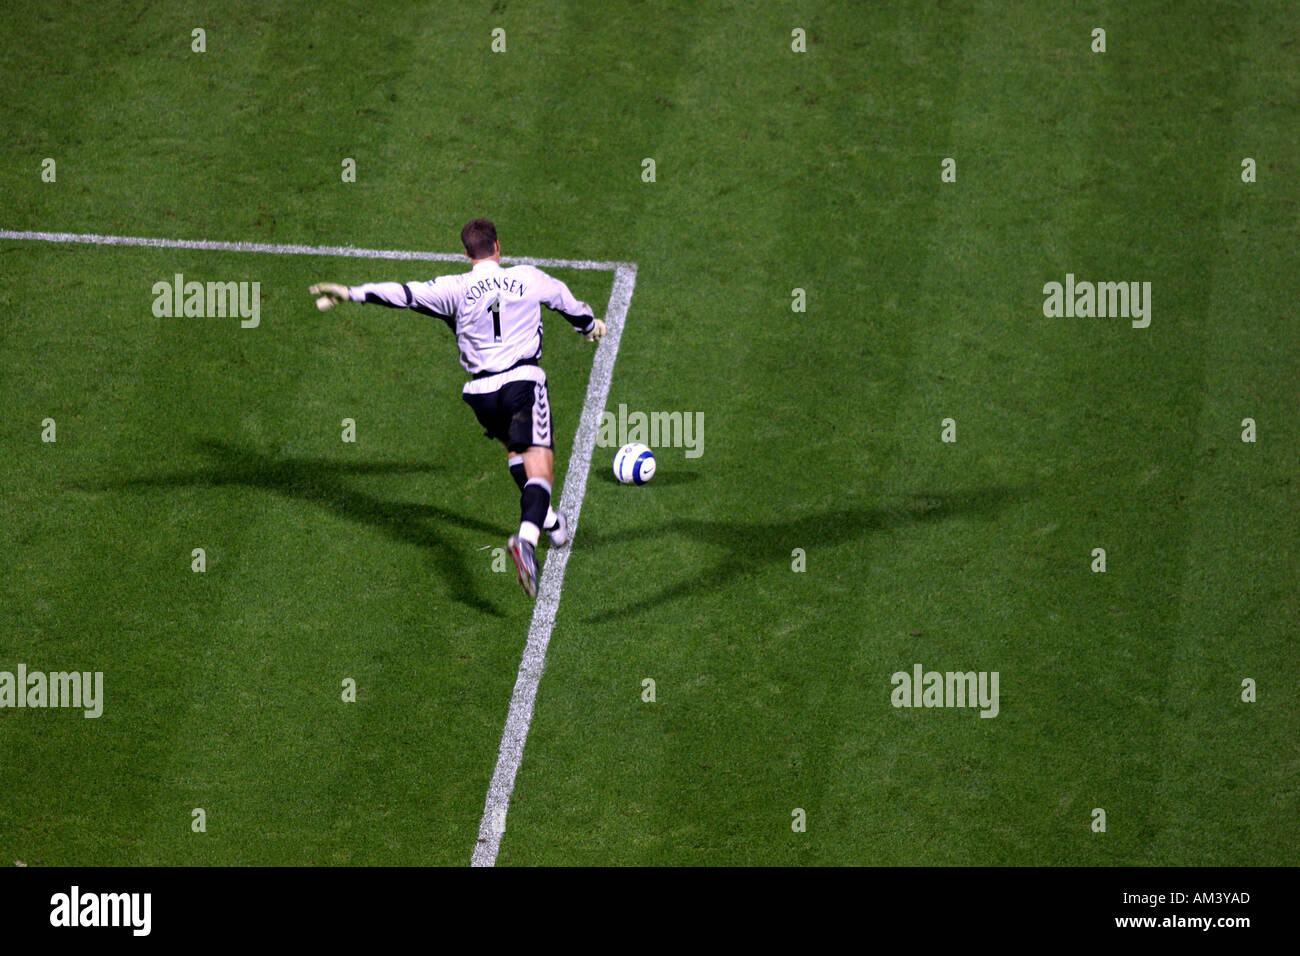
471, 262, 638, 867
0, 228, 632, 272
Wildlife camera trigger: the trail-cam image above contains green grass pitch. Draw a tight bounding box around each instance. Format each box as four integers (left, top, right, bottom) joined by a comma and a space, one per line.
0, 1, 1296, 866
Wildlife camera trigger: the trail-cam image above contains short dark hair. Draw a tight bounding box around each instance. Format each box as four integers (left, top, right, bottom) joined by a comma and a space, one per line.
461, 218, 497, 259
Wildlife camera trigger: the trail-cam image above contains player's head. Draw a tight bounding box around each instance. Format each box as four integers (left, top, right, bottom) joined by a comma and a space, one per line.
461, 218, 499, 261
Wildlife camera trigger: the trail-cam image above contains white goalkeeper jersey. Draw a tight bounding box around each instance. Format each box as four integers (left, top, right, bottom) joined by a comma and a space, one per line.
348, 259, 596, 378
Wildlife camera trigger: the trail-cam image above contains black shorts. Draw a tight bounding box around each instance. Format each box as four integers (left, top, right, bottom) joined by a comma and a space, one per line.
462, 376, 554, 452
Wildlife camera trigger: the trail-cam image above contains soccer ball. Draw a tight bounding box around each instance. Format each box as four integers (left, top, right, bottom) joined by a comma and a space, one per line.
613, 442, 656, 485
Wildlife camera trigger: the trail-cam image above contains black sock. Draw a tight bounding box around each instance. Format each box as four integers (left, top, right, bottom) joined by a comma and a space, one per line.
508, 456, 527, 492
519, 477, 552, 545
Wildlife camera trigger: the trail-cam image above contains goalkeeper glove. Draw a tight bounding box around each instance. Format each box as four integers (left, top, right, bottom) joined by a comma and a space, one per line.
583, 318, 606, 342
309, 282, 351, 311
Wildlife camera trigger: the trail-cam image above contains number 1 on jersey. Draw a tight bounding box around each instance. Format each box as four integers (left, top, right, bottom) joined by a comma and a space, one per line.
487, 295, 502, 344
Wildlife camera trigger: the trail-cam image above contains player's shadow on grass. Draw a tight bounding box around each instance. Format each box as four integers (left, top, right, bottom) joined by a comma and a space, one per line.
578, 484, 1032, 623
101, 439, 509, 617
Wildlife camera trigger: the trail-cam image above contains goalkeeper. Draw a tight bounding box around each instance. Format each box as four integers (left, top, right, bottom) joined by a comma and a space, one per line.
310, 218, 605, 599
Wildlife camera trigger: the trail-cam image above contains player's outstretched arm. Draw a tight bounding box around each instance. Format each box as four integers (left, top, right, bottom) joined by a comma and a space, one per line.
310, 281, 432, 313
